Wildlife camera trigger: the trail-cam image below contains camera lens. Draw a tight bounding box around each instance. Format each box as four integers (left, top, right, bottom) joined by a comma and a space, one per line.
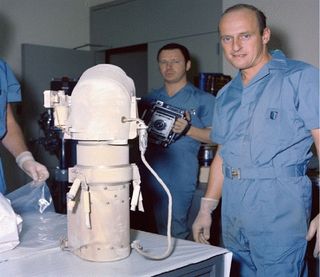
153, 119, 166, 130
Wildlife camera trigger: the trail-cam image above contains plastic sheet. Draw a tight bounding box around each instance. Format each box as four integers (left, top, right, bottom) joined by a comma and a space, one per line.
6, 181, 54, 214
1, 182, 66, 261
0, 182, 232, 276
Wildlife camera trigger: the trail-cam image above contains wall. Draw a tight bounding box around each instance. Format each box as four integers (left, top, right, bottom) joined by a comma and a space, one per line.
222, 0, 319, 77
90, 0, 223, 90
1, 0, 318, 78
0, 0, 96, 79
0, 0, 105, 192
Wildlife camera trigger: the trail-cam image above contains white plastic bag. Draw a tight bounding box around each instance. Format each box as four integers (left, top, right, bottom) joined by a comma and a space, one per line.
0, 193, 23, 253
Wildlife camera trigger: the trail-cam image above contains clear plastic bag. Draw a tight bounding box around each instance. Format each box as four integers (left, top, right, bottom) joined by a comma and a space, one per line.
0, 182, 66, 259
6, 181, 54, 214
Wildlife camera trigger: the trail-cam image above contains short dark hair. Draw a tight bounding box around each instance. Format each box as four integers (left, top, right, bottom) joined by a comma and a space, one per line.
157, 43, 191, 63
221, 4, 267, 35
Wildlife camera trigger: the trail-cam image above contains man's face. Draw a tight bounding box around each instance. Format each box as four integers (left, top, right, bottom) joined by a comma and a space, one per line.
158, 49, 190, 84
219, 9, 270, 71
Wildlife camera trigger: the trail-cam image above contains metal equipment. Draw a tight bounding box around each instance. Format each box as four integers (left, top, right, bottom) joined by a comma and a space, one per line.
43, 64, 173, 262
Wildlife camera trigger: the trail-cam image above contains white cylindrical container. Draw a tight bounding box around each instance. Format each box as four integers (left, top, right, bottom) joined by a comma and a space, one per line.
66, 142, 132, 262
59, 64, 138, 262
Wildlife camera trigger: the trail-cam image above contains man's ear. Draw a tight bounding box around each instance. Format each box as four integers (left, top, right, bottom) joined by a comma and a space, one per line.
186, 60, 191, 71
262, 27, 271, 44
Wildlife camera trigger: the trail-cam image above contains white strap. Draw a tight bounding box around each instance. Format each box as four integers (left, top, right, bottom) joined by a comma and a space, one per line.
130, 164, 144, 212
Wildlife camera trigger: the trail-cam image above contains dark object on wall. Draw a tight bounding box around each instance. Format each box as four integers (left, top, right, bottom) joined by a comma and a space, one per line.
195, 73, 232, 96
38, 77, 77, 214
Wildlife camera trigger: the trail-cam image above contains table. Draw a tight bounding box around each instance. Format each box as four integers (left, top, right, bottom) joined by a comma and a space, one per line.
0, 184, 232, 277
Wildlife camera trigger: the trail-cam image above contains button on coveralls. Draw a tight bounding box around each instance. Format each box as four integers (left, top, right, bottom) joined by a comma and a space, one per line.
0, 60, 22, 194
211, 50, 319, 276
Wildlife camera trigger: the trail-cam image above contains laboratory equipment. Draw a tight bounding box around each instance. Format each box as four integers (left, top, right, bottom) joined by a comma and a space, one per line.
43, 64, 173, 262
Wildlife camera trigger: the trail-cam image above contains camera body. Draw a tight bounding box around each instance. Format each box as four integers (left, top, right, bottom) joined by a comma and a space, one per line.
141, 100, 186, 147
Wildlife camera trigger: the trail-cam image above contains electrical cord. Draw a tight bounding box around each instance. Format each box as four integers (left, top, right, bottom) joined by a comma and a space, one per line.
123, 117, 175, 260
131, 152, 174, 260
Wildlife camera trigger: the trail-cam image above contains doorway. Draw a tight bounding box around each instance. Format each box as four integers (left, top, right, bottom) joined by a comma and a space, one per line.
105, 43, 148, 98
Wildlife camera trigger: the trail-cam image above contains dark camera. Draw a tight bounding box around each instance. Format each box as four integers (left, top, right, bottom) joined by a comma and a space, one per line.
141, 100, 186, 147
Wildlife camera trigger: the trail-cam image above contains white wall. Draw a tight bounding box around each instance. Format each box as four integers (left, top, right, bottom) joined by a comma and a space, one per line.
0, 0, 92, 79
222, 0, 319, 77
1, 0, 318, 78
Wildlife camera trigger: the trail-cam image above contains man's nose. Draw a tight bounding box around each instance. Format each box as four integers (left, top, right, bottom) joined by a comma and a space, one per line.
166, 61, 174, 68
232, 38, 242, 51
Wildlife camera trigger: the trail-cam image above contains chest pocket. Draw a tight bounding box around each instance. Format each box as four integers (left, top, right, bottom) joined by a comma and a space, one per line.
250, 78, 296, 165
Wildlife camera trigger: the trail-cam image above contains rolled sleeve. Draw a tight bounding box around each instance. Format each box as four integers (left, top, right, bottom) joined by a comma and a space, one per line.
295, 65, 319, 130
1, 60, 22, 103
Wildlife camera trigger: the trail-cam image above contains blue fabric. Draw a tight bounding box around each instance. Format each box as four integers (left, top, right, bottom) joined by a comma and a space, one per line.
212, 50, 319, 276
0, 59, 22, 194
139, 83, 215, 239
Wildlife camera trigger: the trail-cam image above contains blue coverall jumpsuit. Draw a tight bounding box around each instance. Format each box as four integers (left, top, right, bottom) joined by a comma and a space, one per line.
211, 50, 319, 276
0, 60, 22, 194
139, 83, 215, 239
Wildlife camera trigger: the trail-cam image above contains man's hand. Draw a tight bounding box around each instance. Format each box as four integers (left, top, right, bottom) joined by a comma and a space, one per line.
16, 151, 49, 182
192, 197, 219, 244
306, 213, 320, 258
173, 111, 191, 135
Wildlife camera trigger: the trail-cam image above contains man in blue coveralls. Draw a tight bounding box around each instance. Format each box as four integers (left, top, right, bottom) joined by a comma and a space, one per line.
138, 43, 215, 239
0, 59, 49, 194
192, 4, 319, 276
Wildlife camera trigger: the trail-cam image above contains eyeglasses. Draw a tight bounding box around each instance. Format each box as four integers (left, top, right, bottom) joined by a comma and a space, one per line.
158, 60, 183, 66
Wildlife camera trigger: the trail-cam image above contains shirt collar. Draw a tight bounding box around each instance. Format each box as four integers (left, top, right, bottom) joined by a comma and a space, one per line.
232, 50, 288, 88
268, 49, 288, 70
